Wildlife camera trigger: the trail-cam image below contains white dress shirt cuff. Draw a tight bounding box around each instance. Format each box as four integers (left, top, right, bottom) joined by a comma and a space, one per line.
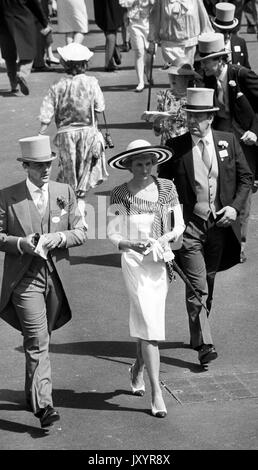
57, 231, 66, 247
17, 237, 24, 254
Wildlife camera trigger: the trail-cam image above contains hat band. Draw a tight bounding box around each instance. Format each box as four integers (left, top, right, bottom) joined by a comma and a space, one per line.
185, 104, 215, 110
199, 49, 225, 57
215, 18, 235, 26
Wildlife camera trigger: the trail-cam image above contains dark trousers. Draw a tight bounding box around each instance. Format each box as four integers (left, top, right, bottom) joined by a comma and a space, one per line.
177, 214, 226, 349
11, 262, 63, 414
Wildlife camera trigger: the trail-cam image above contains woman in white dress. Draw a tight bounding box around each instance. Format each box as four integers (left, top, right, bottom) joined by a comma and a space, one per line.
56, 0, 88, 44
107, 139, 185, 417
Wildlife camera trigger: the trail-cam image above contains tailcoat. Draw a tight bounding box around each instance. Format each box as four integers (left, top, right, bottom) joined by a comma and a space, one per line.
0, 180, 86, 332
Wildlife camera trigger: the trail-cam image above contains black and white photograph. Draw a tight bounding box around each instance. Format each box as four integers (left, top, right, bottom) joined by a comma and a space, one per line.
0, 0, 257, 458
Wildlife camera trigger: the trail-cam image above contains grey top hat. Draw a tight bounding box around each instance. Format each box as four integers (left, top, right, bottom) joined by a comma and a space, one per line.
17, 135, 56, 162
182, 88, 219, 112
195, 32, 230, 61
212, 2, 239, 30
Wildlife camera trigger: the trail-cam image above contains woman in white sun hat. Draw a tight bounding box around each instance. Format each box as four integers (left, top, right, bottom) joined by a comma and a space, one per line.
38, 42, 108, 220
107, 139, 185, 418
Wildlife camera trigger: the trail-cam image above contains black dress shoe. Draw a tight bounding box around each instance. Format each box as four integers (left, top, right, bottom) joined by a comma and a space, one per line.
36, 405, 60, 428
198, 345, 218, 365
17, 76, 29, 95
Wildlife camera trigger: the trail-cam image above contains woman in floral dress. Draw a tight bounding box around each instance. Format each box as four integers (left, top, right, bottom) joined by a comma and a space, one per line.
142, 60, 201, 144
38, 42, 108, 219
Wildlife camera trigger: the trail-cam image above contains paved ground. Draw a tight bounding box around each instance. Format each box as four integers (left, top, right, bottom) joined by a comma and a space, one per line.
0, 0, 257, 455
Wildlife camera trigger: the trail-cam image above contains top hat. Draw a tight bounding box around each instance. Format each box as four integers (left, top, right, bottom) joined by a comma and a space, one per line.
212, 2, 239, 30
57, 42, 94, 62
17, 135, 57, 162
182, 88, 219, 112
108, 139, 173, 170
195, 32, 230, 61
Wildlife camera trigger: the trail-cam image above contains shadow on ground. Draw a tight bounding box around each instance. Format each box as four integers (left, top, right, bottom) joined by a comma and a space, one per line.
70, 253, 121, 267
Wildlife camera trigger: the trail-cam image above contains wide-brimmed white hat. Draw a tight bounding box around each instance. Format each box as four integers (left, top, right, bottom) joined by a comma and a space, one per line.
195, 32, 230, 61
182, 88, 219, 113
108, 139, 173, 170
212, 2, 239, 30
17, 135, 56, 162
57, 42, 94, 62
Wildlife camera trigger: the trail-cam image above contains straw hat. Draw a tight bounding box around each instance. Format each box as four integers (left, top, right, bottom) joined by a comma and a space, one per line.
57, 42, 94, 62
182, 88, 219, 113
108, 139, 173, 170
212, 2, 239, 30
167, 62, 201, 79
195, 32, 230, 61
17, 135, 56, 162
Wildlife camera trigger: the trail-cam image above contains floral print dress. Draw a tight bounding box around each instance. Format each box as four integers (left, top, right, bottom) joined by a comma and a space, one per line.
154, 89, 188, 144
39, 73, 108, 196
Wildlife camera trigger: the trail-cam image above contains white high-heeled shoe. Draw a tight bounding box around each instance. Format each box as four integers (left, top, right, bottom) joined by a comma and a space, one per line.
151, 400, 167, 418
129, 364, 145, 396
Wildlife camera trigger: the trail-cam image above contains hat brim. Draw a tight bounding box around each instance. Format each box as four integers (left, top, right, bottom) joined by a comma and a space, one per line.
108, 146, 173, 170
195, 50, 230, 61
182, 105, 220, 112
211, 17, 239, 30
167, 67, 201, 78
57, 47, 93, 62
17, 152, 57, 162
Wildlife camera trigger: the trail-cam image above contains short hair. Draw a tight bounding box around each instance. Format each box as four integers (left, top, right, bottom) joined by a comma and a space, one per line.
61, 59, 88, 75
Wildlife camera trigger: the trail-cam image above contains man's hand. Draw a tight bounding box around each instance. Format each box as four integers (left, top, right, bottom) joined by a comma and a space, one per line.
240, 130, 257, 146
216, 206, 237, 227
20, 234, 40, 255
42, 233, 62, 250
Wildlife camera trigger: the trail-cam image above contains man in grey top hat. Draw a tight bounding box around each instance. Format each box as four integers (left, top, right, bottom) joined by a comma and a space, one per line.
196, 31, 258, 263
159, 87, 252, 366
211, 2, 250, 69
0, 135, 87, 428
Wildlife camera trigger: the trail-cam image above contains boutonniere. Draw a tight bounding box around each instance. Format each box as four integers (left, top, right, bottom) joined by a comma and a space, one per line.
218, 140, 229, 149
57, 196, 68, 210
56, 196, 70, 216
229, 80, 236, 87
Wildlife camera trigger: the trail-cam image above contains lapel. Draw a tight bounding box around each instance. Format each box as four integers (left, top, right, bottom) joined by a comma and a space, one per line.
182, 133, 196, 195
48, 180, 68, 233
227, 64, 235, 113
11, 181, 34, 235
212, 130, 227, 181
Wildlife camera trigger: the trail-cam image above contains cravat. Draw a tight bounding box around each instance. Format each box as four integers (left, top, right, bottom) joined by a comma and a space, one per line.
199, 139, 211, 172
217, 79, 224, 106
36, 188, 46, 217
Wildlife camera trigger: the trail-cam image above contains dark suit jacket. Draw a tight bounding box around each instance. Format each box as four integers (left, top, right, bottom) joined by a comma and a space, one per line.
0, 180, 87, 332
0, 0, 48, 60
204, 63, 258, 134
230, 34, 250, 69
158, 130, 253, 271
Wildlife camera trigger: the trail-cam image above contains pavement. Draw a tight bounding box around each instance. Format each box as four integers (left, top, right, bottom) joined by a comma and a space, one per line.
0, 0, 257, 455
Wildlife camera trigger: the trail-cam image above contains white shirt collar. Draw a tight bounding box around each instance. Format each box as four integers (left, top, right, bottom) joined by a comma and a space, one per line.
26, 178, 48, 196
218, 63, 228, 84
191, 129, 213, 147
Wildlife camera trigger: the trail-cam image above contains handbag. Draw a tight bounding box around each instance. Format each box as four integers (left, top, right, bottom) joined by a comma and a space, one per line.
101, 111, 114, 148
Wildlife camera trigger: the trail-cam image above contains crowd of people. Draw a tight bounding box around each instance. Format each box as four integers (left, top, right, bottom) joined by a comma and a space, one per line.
0, 0, 257, 427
